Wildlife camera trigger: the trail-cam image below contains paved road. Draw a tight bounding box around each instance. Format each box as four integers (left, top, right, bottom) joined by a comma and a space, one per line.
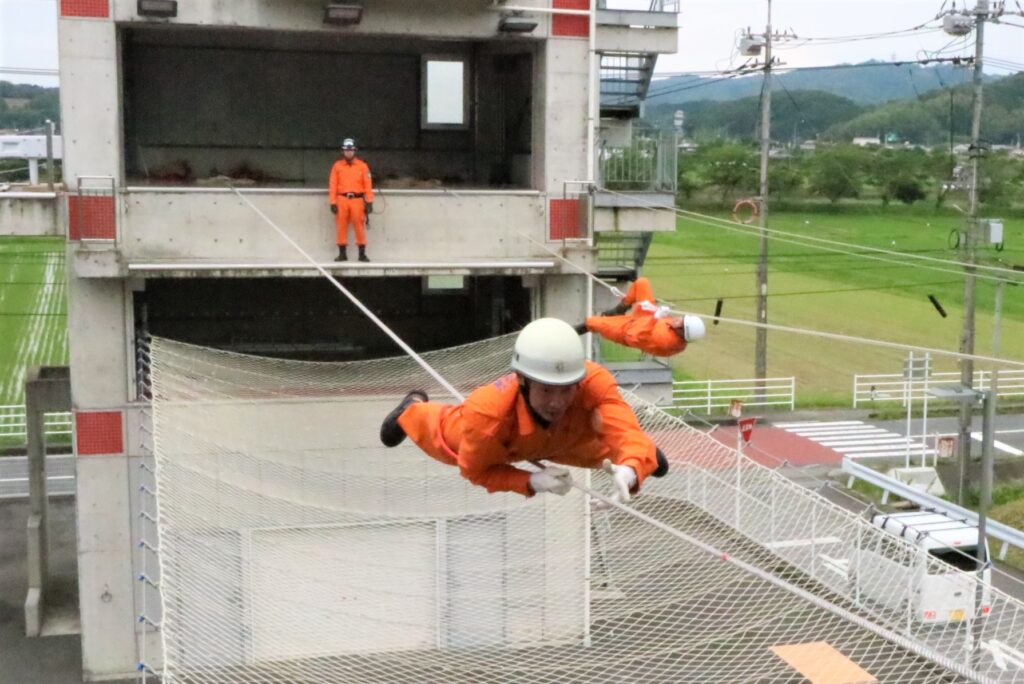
0, 454, 75, 499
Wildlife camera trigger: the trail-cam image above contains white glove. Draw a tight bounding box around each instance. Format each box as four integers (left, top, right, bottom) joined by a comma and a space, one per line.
602, 459, 637, 504
610, 286, 626, 299
529, 465, 573, 496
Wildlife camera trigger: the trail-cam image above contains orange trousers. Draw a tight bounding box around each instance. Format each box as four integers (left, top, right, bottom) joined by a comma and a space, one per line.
622, 277, 655, 310
335, 197, 367, 246
398, 402, 462, 467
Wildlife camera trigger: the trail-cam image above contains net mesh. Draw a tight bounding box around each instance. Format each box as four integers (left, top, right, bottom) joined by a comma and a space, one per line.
150, 335, 1024, 684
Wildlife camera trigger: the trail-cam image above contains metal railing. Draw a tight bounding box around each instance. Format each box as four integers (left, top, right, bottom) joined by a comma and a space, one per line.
639, 393, 1024, 681
0, 405, 72, 445
670, 377, 796, 415
853, 369, 1024, 408
842, 457, 1024, 562
599, 128, 678, 193
595, 232, 653, 278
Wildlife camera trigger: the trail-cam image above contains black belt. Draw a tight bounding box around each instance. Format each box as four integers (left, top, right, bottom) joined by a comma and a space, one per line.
343, 192, 364, 199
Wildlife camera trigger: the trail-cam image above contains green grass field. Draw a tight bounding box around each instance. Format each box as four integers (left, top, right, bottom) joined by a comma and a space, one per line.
0, 237, 68, 405
614, 210, 1024, 406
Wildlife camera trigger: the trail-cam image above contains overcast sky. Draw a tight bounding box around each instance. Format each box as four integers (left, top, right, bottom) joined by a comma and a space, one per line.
1, 0, 1021, 88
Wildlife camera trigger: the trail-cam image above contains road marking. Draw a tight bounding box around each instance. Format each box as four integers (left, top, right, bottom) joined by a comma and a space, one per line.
775, 421, 866, 428
968, 432, 1024, 456
778, 421, 938, 459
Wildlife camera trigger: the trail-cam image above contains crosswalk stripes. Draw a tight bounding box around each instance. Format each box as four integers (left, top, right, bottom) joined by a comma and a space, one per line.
774, 420, 936, 460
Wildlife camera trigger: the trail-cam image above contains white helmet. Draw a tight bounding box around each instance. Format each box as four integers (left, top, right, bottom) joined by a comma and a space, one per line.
511, 318, 586, 385
682, 314, 706, 342
342, 138, 357, 150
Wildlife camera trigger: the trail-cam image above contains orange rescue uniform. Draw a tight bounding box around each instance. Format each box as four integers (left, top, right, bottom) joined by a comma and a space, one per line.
329, 158, 374, 247
397, 361, 657, 497
585, 277, 688, 357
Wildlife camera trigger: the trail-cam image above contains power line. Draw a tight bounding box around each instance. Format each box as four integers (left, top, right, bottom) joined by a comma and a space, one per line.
665, 204, 1024, 281
659, 279, 962, 302
651, 56, 974, 81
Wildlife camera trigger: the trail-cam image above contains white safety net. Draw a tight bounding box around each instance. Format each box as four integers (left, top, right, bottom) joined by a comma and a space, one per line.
150, 335, 1024, 683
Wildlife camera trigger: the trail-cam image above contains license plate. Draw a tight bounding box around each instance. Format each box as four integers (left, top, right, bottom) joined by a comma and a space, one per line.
949, 609, 966, 621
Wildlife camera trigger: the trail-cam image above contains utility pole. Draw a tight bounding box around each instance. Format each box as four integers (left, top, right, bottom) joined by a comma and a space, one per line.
955, 0, 987, 505
754, 0, 772, 385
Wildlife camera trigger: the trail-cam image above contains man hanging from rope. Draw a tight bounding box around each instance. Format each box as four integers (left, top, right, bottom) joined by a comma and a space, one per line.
578, 277, 705, 357
379, 318, 668, 501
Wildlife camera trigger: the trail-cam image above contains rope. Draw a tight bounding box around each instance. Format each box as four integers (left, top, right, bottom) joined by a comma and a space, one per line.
520, 229, 1024, 369
226, 184, 466, 401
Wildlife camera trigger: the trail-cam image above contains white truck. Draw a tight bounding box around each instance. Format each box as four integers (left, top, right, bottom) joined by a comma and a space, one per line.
852, 510, 992, 624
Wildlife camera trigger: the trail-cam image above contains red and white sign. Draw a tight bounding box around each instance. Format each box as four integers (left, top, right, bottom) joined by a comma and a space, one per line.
739, 417, 756, 445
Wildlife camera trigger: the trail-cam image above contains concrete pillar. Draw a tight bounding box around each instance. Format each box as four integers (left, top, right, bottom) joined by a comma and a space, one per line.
23, 366, 71, 637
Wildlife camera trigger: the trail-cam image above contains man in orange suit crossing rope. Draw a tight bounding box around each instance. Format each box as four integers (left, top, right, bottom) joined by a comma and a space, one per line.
379, 318, 669, 501
578, 277, 705, 357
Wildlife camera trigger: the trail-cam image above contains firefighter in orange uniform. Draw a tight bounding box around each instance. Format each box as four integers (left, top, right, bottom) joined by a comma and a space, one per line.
329, 138, 374, 262
379, 318, 668, 501
579, 277, 705, 357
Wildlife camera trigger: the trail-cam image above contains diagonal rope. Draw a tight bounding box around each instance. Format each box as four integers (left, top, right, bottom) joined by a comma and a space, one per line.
226, 184, 465, 402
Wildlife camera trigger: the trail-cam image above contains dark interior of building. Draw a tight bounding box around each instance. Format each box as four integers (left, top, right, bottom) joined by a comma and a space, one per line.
134, 275, 532, 361
121, 27, 536, 189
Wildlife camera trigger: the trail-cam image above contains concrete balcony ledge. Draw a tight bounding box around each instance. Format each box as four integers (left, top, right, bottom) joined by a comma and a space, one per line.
123, 259, 557, 279
594, 191, 674, 209
113, 188, 553, 266
596, 9, 678, 28
593, 191, 676, 233
0, 192, 60, 237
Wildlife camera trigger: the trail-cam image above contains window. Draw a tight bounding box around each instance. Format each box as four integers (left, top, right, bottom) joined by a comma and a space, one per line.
423, 275, 467, 292
422, 56, 467, 129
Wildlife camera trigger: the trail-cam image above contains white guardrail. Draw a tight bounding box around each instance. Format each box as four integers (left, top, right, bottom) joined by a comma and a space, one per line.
853, 369, 1024, 408
842, 457, 1024, 562
0, 404, 72, 443
671, 377, 795, 414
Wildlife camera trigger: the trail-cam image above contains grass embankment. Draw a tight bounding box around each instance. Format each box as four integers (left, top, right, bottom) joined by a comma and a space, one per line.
0, 237, 68, 406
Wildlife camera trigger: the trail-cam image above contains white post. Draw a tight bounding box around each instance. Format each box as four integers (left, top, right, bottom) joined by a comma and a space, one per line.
922, 352, 930, 467
28, 159, 39, 185
905, 351, 914, 469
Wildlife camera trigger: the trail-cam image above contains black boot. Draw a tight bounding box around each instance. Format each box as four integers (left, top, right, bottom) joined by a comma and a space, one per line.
601, 302, 630, 316
380, 390, 429, 447
358, 245, 370, 262
334, 246, 347, 262
652, 447, 669, 478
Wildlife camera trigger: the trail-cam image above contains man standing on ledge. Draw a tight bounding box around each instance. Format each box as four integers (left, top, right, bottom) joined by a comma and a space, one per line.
329, 138, 374, 262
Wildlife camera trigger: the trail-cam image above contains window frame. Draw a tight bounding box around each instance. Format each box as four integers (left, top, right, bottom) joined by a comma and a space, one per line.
420, 54, 470, 130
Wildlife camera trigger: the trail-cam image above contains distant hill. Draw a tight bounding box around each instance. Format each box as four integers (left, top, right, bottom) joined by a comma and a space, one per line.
647, 90, 864, 142
646, 61, 987, 107
0, 81, 59, 131
826, 70, 1024, 145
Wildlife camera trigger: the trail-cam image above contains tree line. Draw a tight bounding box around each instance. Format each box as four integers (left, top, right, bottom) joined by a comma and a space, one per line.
0, 81, 60, 132
678, 141, 1024, 210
